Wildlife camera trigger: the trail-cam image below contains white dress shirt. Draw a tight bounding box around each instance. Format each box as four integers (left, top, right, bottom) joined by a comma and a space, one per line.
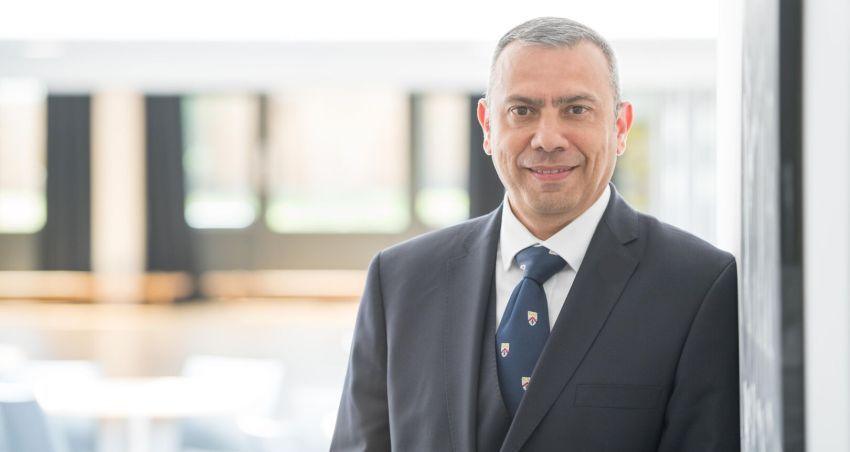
495, 185, 611, 329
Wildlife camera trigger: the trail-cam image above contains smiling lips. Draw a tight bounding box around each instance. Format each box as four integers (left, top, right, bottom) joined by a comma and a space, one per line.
527, 166, 576, 181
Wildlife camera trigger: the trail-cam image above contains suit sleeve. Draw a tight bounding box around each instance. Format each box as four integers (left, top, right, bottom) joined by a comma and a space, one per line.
657, 258, 740, 452
330, 252, 391, 452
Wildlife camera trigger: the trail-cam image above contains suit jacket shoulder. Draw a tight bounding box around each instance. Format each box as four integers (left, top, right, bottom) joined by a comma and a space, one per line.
634, 211, 736, 292
381, 213, 493, 264
375, 212, 499, 301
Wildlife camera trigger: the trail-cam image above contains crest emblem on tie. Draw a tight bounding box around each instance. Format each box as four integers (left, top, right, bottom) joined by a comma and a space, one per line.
500, 342, 510, 358
527, 311, 538, 326
521, 376, 531, 391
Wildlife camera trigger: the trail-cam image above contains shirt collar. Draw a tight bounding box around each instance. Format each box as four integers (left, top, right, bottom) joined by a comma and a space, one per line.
499, 184, 611, 272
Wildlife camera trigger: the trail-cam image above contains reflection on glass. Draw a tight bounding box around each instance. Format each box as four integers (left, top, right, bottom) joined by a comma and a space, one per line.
0, 79, 46, 233
183, 94, 259, 229
415, 93, 470, 228
614, 91, 716, 243
614, 118, 651, 212
265, 88, 410, 233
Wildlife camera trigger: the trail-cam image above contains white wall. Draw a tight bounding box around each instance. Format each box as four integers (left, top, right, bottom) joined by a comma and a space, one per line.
804, 0, 850, 450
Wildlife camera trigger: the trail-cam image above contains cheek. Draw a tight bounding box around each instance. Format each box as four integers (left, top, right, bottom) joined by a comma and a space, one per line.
494, 136, 525, 167
496, 152, 518, 177
579, 131, 614, 166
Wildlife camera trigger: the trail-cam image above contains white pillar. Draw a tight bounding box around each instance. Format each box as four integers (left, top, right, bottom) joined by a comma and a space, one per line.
90, 91, 146, 304
804, 0, 850, 450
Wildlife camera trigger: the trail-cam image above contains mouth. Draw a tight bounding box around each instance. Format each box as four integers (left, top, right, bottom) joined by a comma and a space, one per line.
526, 166, 576, 181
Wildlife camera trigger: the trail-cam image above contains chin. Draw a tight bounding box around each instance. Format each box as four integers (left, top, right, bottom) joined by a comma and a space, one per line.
527, 196, 579, 216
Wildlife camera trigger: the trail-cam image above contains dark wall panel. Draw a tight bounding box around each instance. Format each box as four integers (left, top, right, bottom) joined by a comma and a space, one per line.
468, 96, 504, 217
145, 95, 195, 274
778, 0, 804, 449
40, 95, 91, 271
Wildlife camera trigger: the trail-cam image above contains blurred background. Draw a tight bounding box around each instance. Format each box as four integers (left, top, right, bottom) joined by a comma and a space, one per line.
3, 0, 836, 451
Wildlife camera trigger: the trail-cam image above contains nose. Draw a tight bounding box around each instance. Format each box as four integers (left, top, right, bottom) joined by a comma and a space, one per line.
529, 112, 569, 153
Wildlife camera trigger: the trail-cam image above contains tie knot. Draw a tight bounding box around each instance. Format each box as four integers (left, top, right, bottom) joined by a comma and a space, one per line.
515, 245, 567, 284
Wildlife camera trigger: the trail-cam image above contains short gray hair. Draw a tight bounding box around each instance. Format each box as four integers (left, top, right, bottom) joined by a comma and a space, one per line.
486, 17, 621, 108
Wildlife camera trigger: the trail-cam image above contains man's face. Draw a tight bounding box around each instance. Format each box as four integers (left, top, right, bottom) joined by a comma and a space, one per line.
477, 41, 633, 232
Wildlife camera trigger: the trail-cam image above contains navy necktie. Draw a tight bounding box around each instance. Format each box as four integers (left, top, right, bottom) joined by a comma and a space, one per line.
496, 244, 567, 416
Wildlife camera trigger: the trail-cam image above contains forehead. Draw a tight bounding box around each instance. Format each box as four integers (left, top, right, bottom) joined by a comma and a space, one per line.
492, 41, 612, 103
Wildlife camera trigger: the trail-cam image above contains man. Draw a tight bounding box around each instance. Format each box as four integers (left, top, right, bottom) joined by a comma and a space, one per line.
332, 17, 739, 452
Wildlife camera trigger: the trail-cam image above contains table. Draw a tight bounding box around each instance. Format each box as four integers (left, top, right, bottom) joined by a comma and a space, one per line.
35, 376, 249, 452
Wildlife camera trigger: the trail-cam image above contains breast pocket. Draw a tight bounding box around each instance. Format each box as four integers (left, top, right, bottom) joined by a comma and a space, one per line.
574, 384, 662, 409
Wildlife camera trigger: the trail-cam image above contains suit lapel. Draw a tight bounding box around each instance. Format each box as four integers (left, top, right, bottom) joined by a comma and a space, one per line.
500, 186, 642, 452
443, 207, 502, 452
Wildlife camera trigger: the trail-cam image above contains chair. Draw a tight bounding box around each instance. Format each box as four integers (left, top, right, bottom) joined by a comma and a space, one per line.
0, 383, 62, 452
15, 360, 101, 452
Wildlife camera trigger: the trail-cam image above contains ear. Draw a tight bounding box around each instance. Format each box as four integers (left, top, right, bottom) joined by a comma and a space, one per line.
615, 101, 634, 156
476, 98, 493, 155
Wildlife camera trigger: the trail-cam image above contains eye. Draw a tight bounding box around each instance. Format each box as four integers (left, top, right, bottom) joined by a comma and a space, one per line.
567, 105, 589, 115
510, 106, 533, 116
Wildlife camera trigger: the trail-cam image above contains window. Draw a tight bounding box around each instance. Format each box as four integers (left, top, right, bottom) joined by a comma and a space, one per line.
614, 90, 716, 243
415, 93, 470, 228
265, 88, 410, 233
183, 94, 260, 229
0, 79, 46, 233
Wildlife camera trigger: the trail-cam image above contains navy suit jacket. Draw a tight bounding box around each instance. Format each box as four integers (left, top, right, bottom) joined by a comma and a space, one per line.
331, 184, 740, 451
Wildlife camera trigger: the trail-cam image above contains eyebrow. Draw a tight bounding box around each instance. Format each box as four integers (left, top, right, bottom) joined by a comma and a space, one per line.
504, 95, 545, 107
553, 94, 600, 106
504, 93, 600, 107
